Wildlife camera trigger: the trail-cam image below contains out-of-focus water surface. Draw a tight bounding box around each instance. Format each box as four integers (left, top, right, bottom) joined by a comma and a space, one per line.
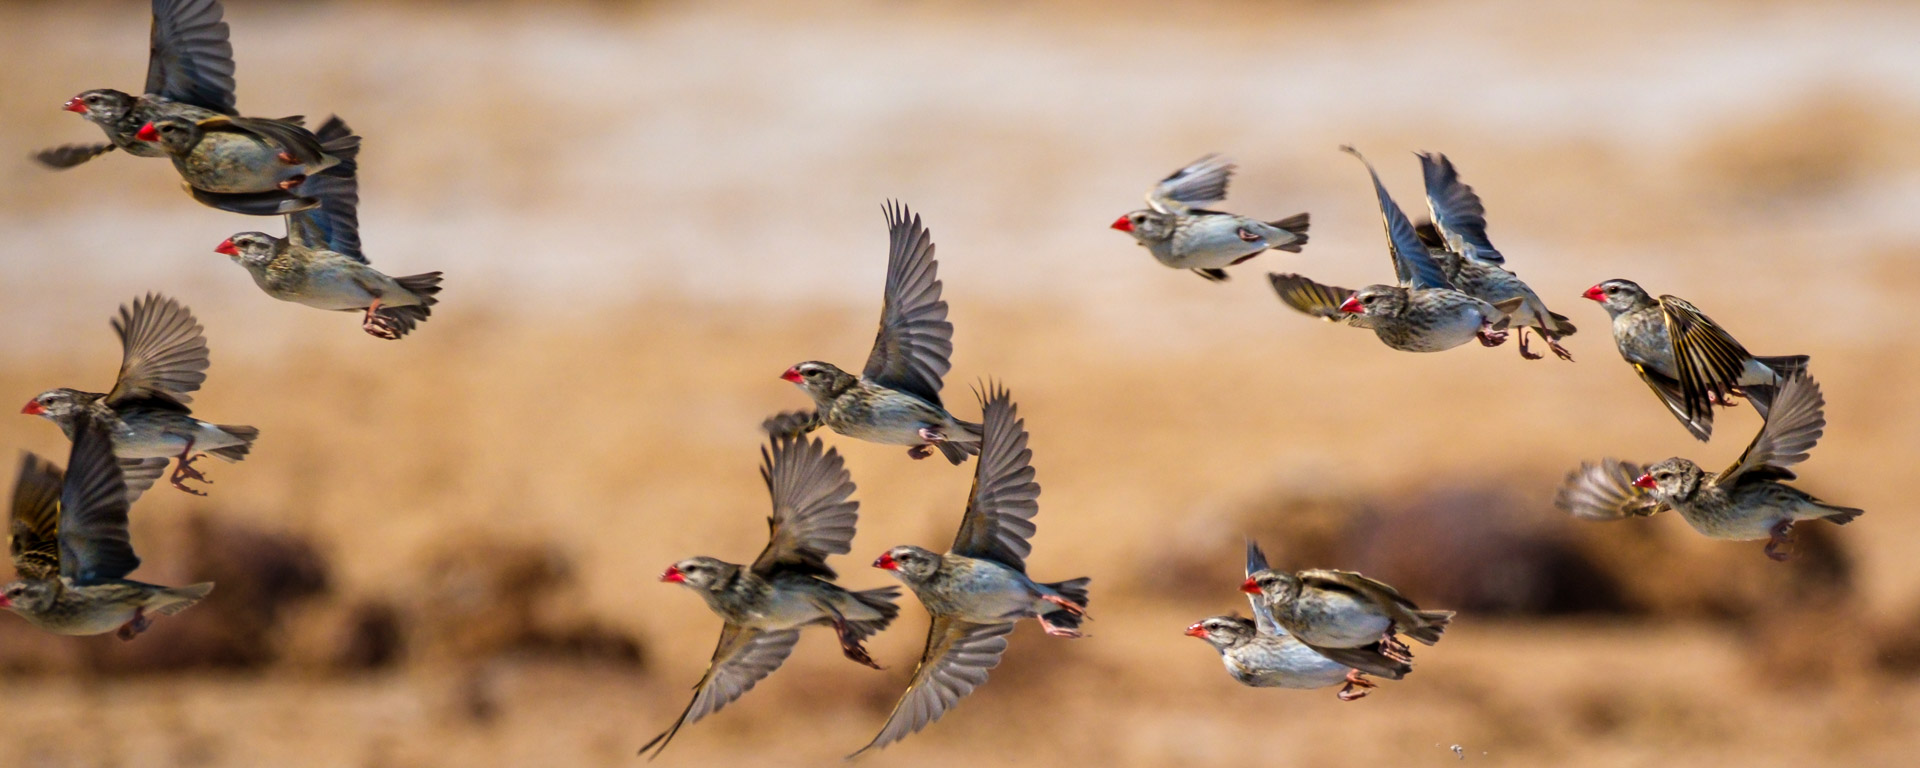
1, 1, 1919, 766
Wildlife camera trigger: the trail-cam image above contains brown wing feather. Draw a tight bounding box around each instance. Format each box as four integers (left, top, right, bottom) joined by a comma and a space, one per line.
58, 416, 140, 586
104, 293, 209, 409
749, 435, 859, 579
9, 454, 64, 581
1554, 458, 1667, 520
638, 625, 800, 759
948, 384, 1040, 572
862, 201, 952, 407
1719, 372, 1825, 485
1660, 296, 1753, 431
849, 618, 1012, 758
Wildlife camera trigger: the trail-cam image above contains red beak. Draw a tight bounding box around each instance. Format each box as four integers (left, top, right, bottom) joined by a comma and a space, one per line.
1184, 622, 1209, 638
63, 97, 87, 114
1582, 284, 1606, 302
659, 566, 685, 583
215, 238, 238, 256
1338, 294, 1364, 314
1240, 577, 1261, 595
0, 594, 11, 609
135, 122, 161, 142
1633, 473, 1657, 490
1110, 215, 1134, 232
20, 400, 44, 416
780, 367, 803, 383
873, 553, 898, 570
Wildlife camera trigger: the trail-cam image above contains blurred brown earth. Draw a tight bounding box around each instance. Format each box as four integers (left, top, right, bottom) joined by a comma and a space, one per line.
3, 0, 1920, 766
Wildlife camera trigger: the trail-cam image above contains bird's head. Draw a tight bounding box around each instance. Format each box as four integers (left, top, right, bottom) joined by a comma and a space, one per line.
1110, 210, 1170, 241
1342, 285, 1404, 317
0, 581, 56, 614
873, 546, 940, 581
217, 232, 283, 265
781, 361, 854, 400
1241, 569, 1300, 603
1185, 615, 1256, 649
1636, 457, 1704, 503
660, 557, 731, 591
20, 389, 86, 422
135, 117, 200, 153
64, 89, 133, 123
1582, 279, 1652, 316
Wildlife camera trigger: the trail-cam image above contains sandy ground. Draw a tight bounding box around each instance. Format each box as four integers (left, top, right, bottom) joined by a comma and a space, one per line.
1, 0, 1919, 765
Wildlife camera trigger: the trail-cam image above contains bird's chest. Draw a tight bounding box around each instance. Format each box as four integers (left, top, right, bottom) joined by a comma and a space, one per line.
921, 565, 1031, 622
178, 134, 294, 193
1281, 592, 1390, 647
824, 390, 936, 443
1614, 312, 1673, 372
1168, 216, 1262, 266
1676, 486, 1785, 540
28, 589, 141, 636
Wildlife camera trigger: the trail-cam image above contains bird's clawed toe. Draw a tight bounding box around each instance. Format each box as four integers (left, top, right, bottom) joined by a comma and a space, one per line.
906, 445, 932, 460
116, 608, 152, 642
1549, 338, 1574, 361
1338, 670, 1375, 701
1039, 617, 1084, 639
1765, 520, 1795, 562
170, 454, 211, 496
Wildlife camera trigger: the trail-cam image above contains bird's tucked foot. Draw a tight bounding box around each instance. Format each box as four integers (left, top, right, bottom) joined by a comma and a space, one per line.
1766, 520, 1796, 562
1710, 389, 1744, 408
277, 174, 306, 191
276, 150, 296, 164
1039, 616, 1084, 639
1039, 593, 1087, 617
116, 608, 152, 642
1337, 669, 1376, 701
1380, 631, 1414, 663
1548, 336, 1574, 362
362, 299, 402, 340
1517, 328, 1543, 360
169, 452, 210, 496
831, 618, 883, 670
906, 445, 932, 460
1476, 324, 1509, 348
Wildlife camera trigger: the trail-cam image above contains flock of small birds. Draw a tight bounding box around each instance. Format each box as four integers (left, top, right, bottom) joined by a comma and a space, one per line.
0, 0, 1866, 762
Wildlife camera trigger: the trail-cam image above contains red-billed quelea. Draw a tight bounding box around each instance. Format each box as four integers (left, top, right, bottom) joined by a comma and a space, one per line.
1583, 278, 1809, 441
766, 202, 981, 464
1413, 152, 1576, 361
22, 295, 256, 500
137, 113, 360, 216
1109, 154, 1310, 281
1187, 540, 1409, 701
852, 384, 1089, 758
2, 413, 214, 640
641, 434, 899, 760
1555, 372, 1860, 561
1242, 562, 1454, 665
35, 0, 237, 170
216, 126, 444, 341
1269, 146, 1516, 352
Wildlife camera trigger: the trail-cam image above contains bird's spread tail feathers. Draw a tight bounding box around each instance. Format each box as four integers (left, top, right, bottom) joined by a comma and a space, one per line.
935, 419, 985, 465
1041, 577, 1092, 631
1402, 610, 1454, 646
1267, 212, 1310, 253
151, 582, 215, 616
846, 587, 902, 641
1820, 504, 1865, 525
206, 425, 259, 462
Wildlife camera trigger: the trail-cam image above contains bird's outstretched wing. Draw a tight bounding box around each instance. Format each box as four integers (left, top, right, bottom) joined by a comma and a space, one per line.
1658, 296, 1757, 441
286, 117, 365, 263
1268, 273, 1370, 327
33, 143, 118, 169
862, 201, 952, 407
1417, 152, 1503, 264
146, 0, 237, 114
1719, 372, 1825, 485
949, 383, 1040, 572
1554, 458, 1666, 520
638, 624, 801, 760
749, 434, 859, 579
58, 416, 141, 586
105, 293, 208, 410
1244, 539, 1282, 635
1146, 154, 1235, 214
1341, 146, 1450, 291
849, 618, 1013, 758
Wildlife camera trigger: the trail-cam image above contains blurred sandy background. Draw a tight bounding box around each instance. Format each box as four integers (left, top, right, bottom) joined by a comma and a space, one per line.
2, 0, 1920, 765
